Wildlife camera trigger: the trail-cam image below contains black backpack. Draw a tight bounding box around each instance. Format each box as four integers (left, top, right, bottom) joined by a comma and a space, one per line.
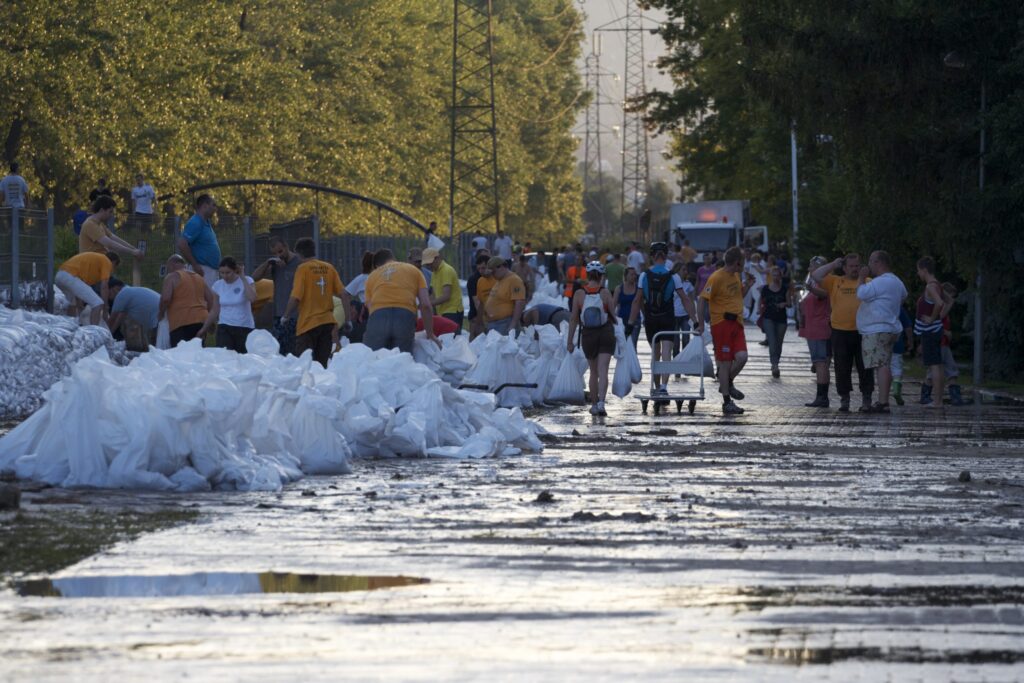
642, 269, 675, 322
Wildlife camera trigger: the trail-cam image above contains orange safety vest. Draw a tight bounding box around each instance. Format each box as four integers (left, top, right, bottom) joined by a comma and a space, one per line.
563, 265, 585, 298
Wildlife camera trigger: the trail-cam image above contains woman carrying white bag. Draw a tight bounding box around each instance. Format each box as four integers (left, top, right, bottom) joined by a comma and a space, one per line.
566, 262, 617, 416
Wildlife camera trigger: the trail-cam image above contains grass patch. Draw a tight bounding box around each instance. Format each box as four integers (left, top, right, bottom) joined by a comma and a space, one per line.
0, 507, 199, 580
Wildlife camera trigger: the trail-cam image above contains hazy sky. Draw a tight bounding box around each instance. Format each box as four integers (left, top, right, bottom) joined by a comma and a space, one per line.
574, 0, 676, 185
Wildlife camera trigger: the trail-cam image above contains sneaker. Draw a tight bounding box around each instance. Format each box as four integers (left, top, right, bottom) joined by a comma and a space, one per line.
653, 386, 669, 396
722, 400, 745, 415
589, 403, 600, 415
729, 385, 745, 401
759, 339, 769, 347
596, 401, 607, 416
869, 402, 890, 414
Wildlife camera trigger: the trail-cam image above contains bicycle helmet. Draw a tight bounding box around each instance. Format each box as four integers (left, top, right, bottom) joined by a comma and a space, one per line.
649, 241, 668, 255
585, 260, 605, 275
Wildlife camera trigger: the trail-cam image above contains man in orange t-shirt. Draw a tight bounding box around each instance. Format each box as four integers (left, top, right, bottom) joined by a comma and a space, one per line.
56, 251, 120, 325
284, 237, 348, 368
363, 248, 437, 353
698, 246, 755, 415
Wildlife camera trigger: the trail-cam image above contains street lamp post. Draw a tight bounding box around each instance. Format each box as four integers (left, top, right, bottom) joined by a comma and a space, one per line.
944, 51, 985, 389
790, 120, 799, 272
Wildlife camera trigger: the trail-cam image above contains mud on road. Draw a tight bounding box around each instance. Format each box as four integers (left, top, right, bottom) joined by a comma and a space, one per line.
2, 331, 1023, 681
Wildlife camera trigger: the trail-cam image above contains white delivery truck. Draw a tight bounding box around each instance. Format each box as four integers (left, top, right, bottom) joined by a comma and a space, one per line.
668, 200, 769, 256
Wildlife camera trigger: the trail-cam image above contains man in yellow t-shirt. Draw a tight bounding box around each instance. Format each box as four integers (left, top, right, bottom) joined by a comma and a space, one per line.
698, 246, 756, 415
56, 251, 120, 325
811, 253, 872, 412
484, 256, 526, 335
364, 248, 437, 353
283, 237, 347, 368
424, 247, 465, 334
78, 196, 144, 260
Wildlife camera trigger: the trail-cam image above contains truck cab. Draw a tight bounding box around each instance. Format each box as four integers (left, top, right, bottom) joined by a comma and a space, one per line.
668, 200, 768, 256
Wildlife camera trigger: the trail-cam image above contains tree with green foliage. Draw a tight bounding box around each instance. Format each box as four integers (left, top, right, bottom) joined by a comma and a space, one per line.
642, 0, 1024, 378
1, 0, 585, 244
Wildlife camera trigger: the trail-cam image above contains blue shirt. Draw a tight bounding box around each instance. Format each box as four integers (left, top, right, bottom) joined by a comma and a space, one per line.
182, 214, 221, 269
111, 286, 161, 331
893, 308, 913, 354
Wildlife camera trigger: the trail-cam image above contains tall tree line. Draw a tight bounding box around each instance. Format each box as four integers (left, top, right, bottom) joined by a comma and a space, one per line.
642, 0, 1024, 378
1, 0, 585, 242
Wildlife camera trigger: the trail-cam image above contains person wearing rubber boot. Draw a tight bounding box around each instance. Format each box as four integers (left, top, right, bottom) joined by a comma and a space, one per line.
799, 256, 832, 408
890, 306, 914, 406
698, 246, 753, 415
811, 253, 874, 412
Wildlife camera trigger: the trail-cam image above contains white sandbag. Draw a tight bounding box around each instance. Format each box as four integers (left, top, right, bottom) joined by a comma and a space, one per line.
612, 358, 633, 398
625, 337, 643, 383
677, 334, 715, 377
246, 328, 279, 357
547, 353, 586, 404
156, 318, 171, 350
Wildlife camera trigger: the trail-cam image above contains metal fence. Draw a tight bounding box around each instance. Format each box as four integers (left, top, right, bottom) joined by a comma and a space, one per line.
0, 208, 54, 310
1, 209, 490, 311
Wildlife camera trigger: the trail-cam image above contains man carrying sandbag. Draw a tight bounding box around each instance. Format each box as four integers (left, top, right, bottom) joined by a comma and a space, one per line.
159, 254, 217, 347
56, 251, 120, 325
107, 278, 160, 350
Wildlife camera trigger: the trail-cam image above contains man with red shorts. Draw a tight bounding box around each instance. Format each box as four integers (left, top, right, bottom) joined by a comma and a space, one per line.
699, 246, 756, 415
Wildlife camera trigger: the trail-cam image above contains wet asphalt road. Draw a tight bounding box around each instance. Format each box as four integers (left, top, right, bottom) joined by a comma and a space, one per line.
2, 325, 1023, 681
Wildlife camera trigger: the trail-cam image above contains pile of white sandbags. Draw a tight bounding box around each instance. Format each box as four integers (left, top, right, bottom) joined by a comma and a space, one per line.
0, 306, 129, 419
0, 331, 545, 492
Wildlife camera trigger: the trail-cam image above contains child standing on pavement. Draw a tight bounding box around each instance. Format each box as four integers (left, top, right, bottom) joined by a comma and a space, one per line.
890, 306, 913, 405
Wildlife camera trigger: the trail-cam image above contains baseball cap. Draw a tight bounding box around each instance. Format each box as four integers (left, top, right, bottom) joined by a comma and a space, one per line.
421, 247, 441, 263
486, 256, 507, 270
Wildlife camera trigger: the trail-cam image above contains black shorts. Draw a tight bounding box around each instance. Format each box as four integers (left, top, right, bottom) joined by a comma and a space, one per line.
216, 324, 252, 353
581, 322, 616, 359
920, 330, 942, 366
644, 316, 676, 346
170, 322, 203, 347
295, 322, 335, 368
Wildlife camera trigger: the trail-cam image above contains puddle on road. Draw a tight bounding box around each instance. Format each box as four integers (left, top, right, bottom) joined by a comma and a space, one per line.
749, 645, 1024, 665
17, 572, 429, 599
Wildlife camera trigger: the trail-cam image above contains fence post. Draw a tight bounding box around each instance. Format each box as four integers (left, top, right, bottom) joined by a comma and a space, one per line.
46, 209, 55, 313
172, 216, 181, 253
312, 214, 320, 257
11, 207, 19, 309
243, 216, 253, 272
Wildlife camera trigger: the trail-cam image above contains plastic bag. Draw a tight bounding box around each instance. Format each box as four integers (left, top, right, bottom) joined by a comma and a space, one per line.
677, 334, 715, 377
156, 318, 171, 350
612, 357, 633, 398
624, 337, 642, 383
547, 353, 586, 404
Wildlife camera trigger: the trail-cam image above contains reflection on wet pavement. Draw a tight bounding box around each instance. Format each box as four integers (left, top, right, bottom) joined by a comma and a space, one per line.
17, 572, 429, 598
2, 328, 1023, 681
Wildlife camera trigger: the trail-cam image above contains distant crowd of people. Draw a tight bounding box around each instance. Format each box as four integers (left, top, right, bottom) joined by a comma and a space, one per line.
42, 181, 965, 415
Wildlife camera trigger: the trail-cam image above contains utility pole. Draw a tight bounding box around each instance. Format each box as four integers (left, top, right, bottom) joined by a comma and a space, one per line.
790, 120, 799, 272
620, 0, 650, 241
582, 34, 617, 241
449, 0, 501, 238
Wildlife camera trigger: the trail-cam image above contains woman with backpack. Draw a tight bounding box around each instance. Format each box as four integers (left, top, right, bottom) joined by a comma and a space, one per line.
567, 261, 618, 416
